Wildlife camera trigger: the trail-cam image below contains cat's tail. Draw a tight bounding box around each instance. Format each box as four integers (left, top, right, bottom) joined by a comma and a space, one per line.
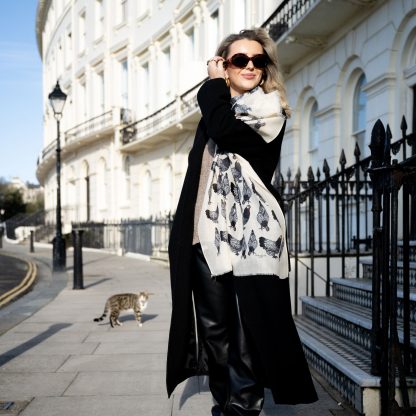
93, 300, 110, 322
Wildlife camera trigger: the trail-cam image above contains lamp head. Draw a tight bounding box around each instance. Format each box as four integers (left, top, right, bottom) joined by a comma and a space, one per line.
48, 81, 67, 118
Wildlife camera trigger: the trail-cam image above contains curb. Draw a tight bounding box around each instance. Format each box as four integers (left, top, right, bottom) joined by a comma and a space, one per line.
0, 253, 37, 308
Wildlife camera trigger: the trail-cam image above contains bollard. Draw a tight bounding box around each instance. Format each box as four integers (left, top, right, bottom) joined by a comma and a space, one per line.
30, 230, 35, 253
72, 229, 84, 289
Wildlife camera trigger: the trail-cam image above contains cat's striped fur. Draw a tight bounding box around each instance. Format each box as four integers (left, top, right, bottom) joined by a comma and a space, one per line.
94, 292, 151, 327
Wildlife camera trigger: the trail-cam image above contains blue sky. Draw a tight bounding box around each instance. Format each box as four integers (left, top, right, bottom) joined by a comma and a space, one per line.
0, 1, 43, 185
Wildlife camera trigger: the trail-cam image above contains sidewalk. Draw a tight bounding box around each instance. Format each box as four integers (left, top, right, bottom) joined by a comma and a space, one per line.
0, 241, 353, 415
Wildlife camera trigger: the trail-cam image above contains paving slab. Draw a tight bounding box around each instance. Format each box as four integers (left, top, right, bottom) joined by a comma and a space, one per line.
0, 354, 68, 372
19, 396, 172, 416
57, 353, 166, 372
0, 372, 76, 399
0, 241, 354, 415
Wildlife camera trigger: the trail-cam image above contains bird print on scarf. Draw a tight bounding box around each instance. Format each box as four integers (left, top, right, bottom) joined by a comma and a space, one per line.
203, 150, 286, 266
257, 201, 270, 231
206, 205, 219, 223
198, 86, 288, 278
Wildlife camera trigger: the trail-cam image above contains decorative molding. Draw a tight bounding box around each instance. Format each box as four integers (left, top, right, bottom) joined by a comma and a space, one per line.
362, 72, 396, 98
285, 35, 327, 48
315, 104, 342, 120
403, 65, 416, 79
341, 0, 377, 5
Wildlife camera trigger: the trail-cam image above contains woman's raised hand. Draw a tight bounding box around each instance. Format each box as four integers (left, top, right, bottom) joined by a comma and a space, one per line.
206, 56, 226, 80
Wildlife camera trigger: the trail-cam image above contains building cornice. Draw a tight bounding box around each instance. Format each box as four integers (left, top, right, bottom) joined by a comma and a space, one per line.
35, 0, 52, 58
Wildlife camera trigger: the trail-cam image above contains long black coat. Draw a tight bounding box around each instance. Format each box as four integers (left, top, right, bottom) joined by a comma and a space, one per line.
166, 79, 318, 404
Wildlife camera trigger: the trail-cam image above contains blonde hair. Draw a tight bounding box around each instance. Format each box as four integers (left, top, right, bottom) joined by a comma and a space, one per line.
215, 28, 291, 118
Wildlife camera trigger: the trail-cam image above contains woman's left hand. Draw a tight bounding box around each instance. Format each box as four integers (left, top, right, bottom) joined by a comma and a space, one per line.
206, 56, 226, 80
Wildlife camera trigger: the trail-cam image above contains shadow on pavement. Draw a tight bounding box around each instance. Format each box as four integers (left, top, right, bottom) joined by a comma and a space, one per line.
92, 314, 158, 326
0, 323, 72, 367
83, 278, 112, 289
81, 254, 118, 267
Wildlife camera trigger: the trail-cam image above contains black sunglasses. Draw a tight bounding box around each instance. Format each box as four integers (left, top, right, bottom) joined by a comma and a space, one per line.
225, 53, 269, 69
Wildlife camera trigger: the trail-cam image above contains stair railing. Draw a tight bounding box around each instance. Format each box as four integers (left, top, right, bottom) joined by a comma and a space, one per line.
279, 140, 374, 310
369, 117, 416, 415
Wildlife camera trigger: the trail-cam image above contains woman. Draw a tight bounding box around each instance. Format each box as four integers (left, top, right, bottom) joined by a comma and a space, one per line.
167, 28, 318, 415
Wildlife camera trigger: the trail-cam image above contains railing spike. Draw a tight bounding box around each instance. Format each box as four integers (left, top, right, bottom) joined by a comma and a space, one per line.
287, 167, 292, 180
339, 149, 346, 167
386, 124, 392, 141
294, 168, 301, 188
384, 124, 392, 164
354, 142, 361, 159
400, 115, 407, 134
307, 166, 314, 182
369, 119, 385, 165
316, 167, 321, 181
323, 159, 330, 177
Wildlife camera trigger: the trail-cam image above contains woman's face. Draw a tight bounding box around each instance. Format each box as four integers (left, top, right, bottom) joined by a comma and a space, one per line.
225, 39, 265, 97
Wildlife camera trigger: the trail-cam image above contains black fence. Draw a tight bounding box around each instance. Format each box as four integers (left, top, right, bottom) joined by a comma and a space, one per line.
368, 118, 416, 413
72, 215, 173, 257
4, 211, 45, 240
279, 115, 415, 413
279, 143, 374, 310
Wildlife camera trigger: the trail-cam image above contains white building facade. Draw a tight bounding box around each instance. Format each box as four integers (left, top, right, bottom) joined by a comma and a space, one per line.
36, 0, 416, 230
36, 0, 278, 228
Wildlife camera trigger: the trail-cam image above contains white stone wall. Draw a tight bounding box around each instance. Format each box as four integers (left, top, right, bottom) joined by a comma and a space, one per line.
38, 0, 280, 222
281, 0, 416, 182
37, 0, 416, 225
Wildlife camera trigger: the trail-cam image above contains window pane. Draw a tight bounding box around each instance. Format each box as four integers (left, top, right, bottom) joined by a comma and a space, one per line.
353, 74, 367, 133
309, 101, 319, 150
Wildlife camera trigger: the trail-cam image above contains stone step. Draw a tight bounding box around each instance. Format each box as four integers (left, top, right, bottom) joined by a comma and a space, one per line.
300, 296, 416, 351
361, 258, 416, 287
332, 277, 416, 322
399, 240, 416, 262
294, 315, 377, 413
295, 315, 416, 414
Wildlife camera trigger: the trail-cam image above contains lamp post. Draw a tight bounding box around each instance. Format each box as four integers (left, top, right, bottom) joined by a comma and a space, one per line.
49, 81, 67, 271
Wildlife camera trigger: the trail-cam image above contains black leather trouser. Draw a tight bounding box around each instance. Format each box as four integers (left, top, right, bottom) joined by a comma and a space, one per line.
192, 244, 264, 416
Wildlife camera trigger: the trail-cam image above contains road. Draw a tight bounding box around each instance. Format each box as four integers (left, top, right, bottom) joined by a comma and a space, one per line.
0, 252, 29, 298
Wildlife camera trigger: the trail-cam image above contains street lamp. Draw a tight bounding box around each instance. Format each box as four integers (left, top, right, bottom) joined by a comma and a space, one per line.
49, 81, 67, 271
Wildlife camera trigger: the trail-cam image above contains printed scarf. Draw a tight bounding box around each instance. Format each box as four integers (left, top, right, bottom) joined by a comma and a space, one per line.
198, 86, 289, 278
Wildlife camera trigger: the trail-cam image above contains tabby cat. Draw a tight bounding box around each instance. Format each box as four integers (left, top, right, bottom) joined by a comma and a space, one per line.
94, 291, 151, 327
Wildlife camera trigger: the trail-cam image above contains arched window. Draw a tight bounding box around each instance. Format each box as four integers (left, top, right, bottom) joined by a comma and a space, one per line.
124, 156, 131, 201
353, 74, 367, 145
97, 158, 107, 210
143, 170, 152, 218
162, 164, 173, 214
81, 161, 90, 221
67, 166, 76, 222
309, 100, 319, 151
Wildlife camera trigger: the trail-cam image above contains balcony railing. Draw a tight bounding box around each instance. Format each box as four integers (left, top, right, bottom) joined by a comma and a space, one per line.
39, 140, 57, 165
38, 107, 131, 167
121, 79, 206, 146
65, 107, 131, 144
262, 0, 316, 41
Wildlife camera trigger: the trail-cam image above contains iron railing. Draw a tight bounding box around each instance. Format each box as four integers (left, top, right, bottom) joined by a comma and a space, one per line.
4, 211, 45, 240
72, 215, 173, 256
368, 117, 416, 414
279, 144, 374, 311
65, 107, 131, 143
120, 79, 206, 145
262, 0, 316, 41
38, 108, 131, 167
280, 115, 415, 413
